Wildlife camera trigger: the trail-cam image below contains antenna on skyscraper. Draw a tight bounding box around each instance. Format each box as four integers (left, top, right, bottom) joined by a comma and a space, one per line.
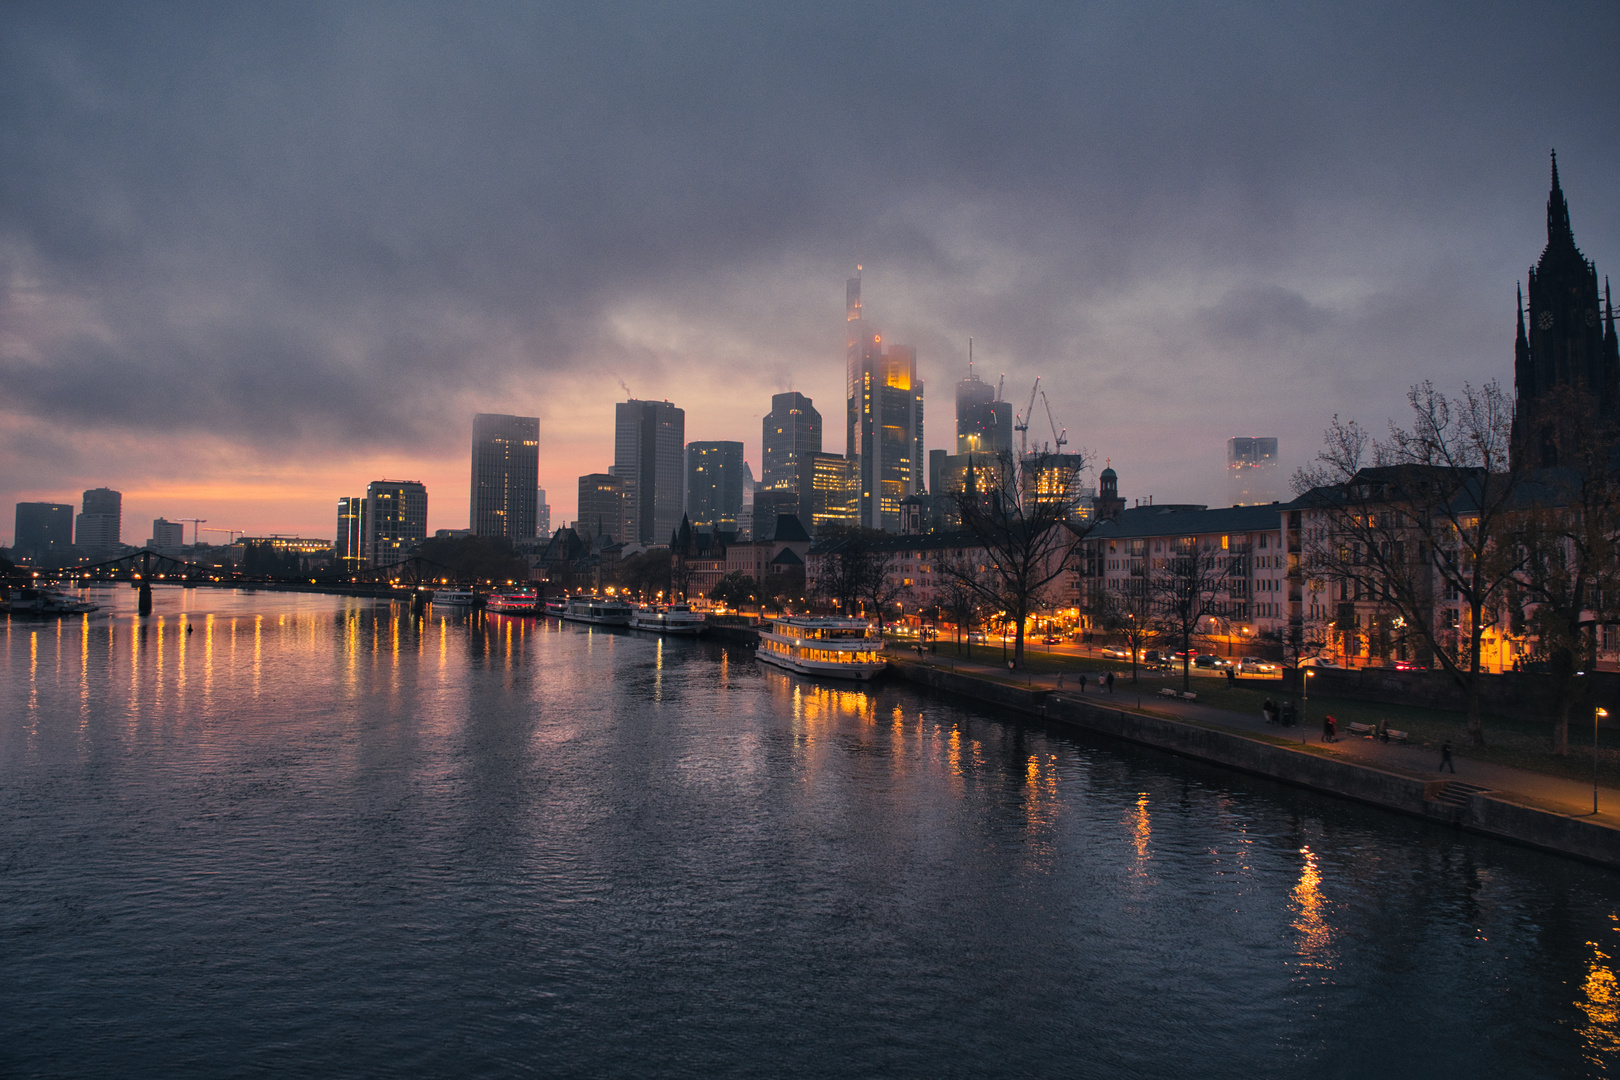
968, 337, 974, 377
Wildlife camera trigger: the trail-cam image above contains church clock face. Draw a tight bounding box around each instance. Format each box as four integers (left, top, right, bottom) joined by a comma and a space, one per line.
1538, 311, 1554, 330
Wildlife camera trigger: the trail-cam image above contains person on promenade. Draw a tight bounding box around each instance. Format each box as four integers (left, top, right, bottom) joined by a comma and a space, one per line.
1105, 671, 1114, 693
1263, 698, 1277, 725
1440, 741, 1456, 773
1323, 714, 1336, 743
1079, 674, 1088, 694
1282, 701, 1297, 727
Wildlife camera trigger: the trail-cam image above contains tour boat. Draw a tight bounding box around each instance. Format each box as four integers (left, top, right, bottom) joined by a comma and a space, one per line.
628, 602, 708, 635
560, 595, 633, 626
9, 586, 101, 616
431, 589, 477, 609
754, 616, 886, 681
485, 589, 538, 615
543, 597, 568, 617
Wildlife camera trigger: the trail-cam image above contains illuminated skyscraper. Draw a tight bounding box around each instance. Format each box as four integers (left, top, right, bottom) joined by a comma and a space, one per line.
955, 363, 1011, 455
577, 473, 626, 543
1227, 437, 1280, 505
614, 399, 685, 545
686, 441, 745, 534
364, 480, 427, 567
809, 452, 857, 533
537, 490, 550, 538
759, 392, 822, 527
469, 412, 540, 540
336, 496, 365, 570
13, 502, 73, 562
845, 271, 924, 531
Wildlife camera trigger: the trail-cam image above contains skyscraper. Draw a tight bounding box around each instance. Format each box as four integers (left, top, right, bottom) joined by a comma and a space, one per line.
613, 399, 685, 545
845, 271, 924, 531
336, 496, 366, 570
1227, 437, 1280, 505
955, 365, 1011, 455
759, 391, 822, 527
469, 413, 540, 540
686, 441, 745, 534
364, 480, 428, 567
577, 473, 626, 543
149, 519, 185, 548
537, 490, 550, 538
809, 452, 858, 533
1511, 153, 1619, 470
75, 488, 122, 553
13, 502, 74, 562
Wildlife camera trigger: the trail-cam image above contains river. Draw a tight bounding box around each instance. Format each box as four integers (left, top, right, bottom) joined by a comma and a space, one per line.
3, 586, 1618, 1078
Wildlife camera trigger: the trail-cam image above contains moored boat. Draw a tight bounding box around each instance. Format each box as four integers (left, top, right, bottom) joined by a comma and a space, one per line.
628, 602, 708, 635
485, 589, 538, 615
755, 615, 886, 681
560, 595, 633, 626
431, 589, 477, 609
543, 597, 567, 617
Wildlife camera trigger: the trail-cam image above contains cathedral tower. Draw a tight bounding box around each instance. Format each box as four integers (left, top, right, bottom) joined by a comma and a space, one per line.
1511, 153, 1617, 470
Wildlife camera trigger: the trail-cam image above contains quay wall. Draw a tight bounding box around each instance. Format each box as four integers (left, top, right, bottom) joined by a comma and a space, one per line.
1279, 665, 1620, 726
891, 661, 1620, 871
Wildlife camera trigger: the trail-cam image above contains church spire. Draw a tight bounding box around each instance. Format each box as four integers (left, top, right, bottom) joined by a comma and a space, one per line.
1548, 149, 1574, 248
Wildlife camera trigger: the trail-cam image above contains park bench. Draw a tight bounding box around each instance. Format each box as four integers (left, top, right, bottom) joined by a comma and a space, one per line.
1180, 691, 1198, 701
1158, 688, 1178, 698
1347, 722, 1375, 737
1387, 729, 1409, 743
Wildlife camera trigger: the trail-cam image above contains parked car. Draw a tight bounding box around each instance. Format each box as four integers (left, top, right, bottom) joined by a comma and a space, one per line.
1040, 634, 1062, 644
1298, 655, 1339, 667
1193, 655, 1231, 669
1100, 645, 1131, 660
1238, 656, 1280, 674
967, 631, 989, 643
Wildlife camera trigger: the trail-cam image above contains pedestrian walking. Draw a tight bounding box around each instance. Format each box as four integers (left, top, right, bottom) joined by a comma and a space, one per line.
1262, 697, 1276, 724
1323, 714, 1337, 742
1105, 671, 1114, 693
1225, 666, 1236, 685
1079, 673, 1088, 694
1440, 740, 1456, 773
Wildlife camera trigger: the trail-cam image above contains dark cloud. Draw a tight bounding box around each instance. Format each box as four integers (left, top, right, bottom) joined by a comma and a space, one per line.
1, 0, 1617, 519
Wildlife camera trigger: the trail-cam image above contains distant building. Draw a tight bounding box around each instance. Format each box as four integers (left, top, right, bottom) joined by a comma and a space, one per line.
434, 528, 474, 540
75, 487, 122, 554
759, 392, 822, 528
470, 413, 540, 540
955, 364, 1012, 455
577, 473, 626, 543
1227, 437, 1280, 505
809, 452, 857, 534
149, 518, 185, 549
336, 496, 366, 571
1021, 453, 1087, 517
614, 399, 685, 545
365, 480, 428, 567
537, 489, 550, 538
928, 449, 947, 496
738, 462, 755, 539
685, 440, 745, 534
13, 502, 74, 562
845, 272, 924, 531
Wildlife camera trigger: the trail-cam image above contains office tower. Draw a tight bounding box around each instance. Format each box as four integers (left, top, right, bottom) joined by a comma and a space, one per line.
955, 367, 1012, 455
13, 502, 74, 561
336, 496, 366, 569
738, 462, 755, 539
613, 399, 685, 545
759, 392, 822, 527
845, 271, 924, 531
929, 449, 946, 496
469, 413, 540, 540
577, 473, 626, 543
537, 490, 550, 538
809, 452, 858, 533
149, 519, 185, 548
1227, 437, 1280, 505
75, 487, 122, 553
686, 441, 745, 534
1511, 153, 1620, 470
364, 480, 428, 567
1020, 453, 1087, 517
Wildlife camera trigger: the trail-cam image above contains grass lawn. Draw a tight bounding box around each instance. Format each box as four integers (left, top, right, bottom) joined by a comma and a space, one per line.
904, 638, 1620, 789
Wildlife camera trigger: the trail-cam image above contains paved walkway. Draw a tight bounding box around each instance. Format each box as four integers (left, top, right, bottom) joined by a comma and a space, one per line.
900, 652, 1620, 827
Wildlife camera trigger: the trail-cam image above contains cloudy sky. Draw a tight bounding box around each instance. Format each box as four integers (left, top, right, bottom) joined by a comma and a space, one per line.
2, 1, 1617, 543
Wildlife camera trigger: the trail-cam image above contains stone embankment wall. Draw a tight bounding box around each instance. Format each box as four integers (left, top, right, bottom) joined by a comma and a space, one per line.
1280, 665, 1620, 725
893, 662, 1620, 870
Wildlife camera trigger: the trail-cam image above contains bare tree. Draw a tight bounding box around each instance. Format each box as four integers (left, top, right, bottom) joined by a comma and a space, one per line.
1505, 387, 1620, 753
813, 527, 903, 631
937, 548, 989, 654
943, 450, 1088, 667
1091, 582, 1161, 683
1149, 540, 1234, 692
1293, 381, 1525, 746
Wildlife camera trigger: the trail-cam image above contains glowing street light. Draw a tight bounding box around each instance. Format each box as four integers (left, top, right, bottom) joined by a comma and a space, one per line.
1597, 706, 1608, 816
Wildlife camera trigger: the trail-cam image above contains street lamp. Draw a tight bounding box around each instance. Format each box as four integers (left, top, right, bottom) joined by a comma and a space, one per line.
1302, 668, 1316, 744
1597, 707, 1608, 816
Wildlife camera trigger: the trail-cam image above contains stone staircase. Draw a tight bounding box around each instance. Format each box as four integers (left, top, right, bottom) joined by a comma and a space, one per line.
1423, 781, 1493, 821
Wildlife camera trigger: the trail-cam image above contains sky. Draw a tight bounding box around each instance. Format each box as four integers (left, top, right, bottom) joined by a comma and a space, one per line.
2, 1, 1618, 545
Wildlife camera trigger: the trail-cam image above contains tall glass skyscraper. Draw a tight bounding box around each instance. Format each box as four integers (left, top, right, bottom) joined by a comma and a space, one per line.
364, 480, 428, 567
74, 488, 122, 553
613, 400, 685, 545
1227, 437, 1280, 505
469, 413, 540, 540
686, 441, 745, 534
336, 496, 366, 570
759, 392, 821, 528
844, 271, 923, 532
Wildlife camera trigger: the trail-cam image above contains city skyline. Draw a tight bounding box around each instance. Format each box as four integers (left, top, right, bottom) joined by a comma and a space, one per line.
1, 5, 1617, 544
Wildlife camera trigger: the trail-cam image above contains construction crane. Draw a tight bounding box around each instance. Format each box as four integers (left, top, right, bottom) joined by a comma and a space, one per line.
1041, 390, 1067, 453
177, 518, 207, 545
201, 527, 242, 544
995, 373, 1005, 402
1014, 377, 1040, 457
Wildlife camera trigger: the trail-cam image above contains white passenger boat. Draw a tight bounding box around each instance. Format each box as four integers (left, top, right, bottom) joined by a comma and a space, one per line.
560, 595, 633, 626
485, 589, 538, 615
431, 589, 477, 609
755, 616, 886, 681
543, 597, 568, 617
628, 602, 708, 635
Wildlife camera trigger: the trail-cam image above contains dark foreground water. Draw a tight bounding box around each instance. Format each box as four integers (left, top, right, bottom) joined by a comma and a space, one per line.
4, 588, 1620, 1078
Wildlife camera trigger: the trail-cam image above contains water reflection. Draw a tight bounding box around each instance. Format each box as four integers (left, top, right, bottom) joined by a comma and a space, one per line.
1291, 845, 1333, 969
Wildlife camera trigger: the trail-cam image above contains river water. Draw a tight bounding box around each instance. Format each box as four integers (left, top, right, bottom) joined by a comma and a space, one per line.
3, 587, 1619, 1078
